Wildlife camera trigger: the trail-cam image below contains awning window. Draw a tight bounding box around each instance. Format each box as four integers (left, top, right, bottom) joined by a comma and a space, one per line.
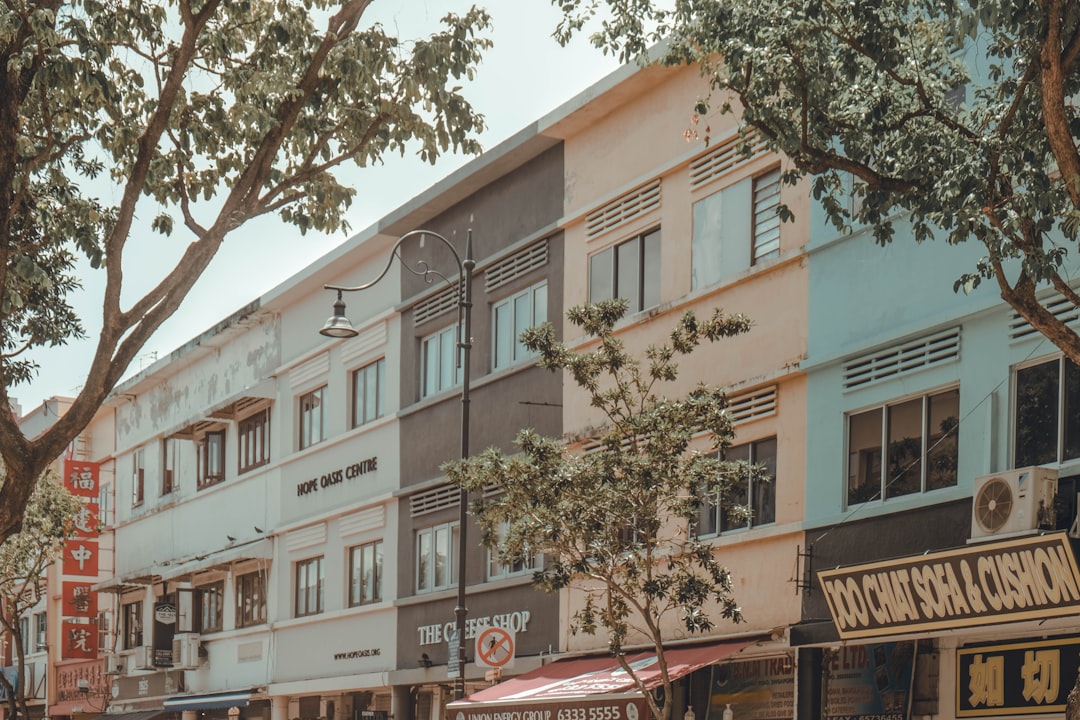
448, 639, 752, 713
163, 692, 251, 712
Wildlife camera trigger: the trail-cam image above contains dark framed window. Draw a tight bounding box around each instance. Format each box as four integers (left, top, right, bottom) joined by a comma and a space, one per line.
295, 556, 324, 617
122, 601, 143, 649
698, 438, 778, 536
197, 429, 226, 489
198, 581, 225, 633
161, 438, 177, 496
236, 571, 267, 628
132, 448, 145, 506
348, 540, 383, 606
847, 387, 959, 506
1014, 356, 1080, 467
238, 408, 270, 473
352, 360, 385, 428
299, 387, 326, 449
588, 228, 661, 312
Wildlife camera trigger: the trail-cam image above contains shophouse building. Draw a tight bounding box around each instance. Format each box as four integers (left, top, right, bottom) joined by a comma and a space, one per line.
797, 187, 1080, 716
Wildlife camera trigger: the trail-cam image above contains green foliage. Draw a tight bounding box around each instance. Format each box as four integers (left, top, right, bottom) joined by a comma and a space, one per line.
445, 300, 759, 720
553, 0, 1080, 366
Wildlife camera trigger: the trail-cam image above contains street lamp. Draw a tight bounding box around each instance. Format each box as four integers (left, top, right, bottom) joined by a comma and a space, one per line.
319, 228, 474, 700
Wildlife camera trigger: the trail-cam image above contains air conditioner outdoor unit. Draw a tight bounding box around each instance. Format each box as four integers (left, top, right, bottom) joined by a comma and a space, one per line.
971, 466, 1058, 540
103, 654, 121, 675
172, 633, 202, 669
132, 645, 155, 670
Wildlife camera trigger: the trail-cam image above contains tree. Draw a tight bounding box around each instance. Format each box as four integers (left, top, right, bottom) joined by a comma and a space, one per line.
553, 0, 1080, 368
0, 470, 81, 720
444, 300, 761, 720
0, 1, 492, 543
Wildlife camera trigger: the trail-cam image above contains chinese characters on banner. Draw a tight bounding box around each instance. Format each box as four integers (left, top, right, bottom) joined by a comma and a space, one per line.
958, 636, 1080, 716
61, 459, 101, 660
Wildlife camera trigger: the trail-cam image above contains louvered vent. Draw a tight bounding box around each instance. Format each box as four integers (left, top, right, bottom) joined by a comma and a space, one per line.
843, 328, 960, 390
727, 385, 778, 424
689, 130, 768, 190
414, 284, 460, 326
410, 483, 460, 516
486, 241, 549, 292
1009, 294, 1080, 342
586, 180, 661, 238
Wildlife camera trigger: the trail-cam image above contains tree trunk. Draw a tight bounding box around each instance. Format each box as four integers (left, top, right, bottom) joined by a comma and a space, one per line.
1067, 668, 1080, 720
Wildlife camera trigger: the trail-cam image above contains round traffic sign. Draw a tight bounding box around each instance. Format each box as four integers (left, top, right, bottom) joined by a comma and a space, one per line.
475, 626, 515, 668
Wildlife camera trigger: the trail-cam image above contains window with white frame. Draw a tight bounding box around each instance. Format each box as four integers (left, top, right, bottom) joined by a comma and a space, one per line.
493, 281, 547, 370
589, 229, 661, 312
34, 611, 46, 651
486, 522, 541, 580
131, 447, 145, 506
299, 386, 326, 449
198, 581, 224, 633
692, 167, 782, 289
352, 359, 385, 428
122, 600, 143, 649
698, 438, 777, 536
238, 408, 270, 473
422, 326, 461, 398
1014, 355, 1080, 467
415, 522, 459, 592
847, 387, 959, 506
348, 540, 383, 606
236, 571, 267, 628
197, 428, 226, 489
295, 556, 324, 617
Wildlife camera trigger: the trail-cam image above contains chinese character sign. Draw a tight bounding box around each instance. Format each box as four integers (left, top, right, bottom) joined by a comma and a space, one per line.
62, 582, 98, 618
62, 541, 99, 577
958, 636, 1080, 716
63, 460, 99, 498
61, 621, 97, 660
70, 501, 100, 539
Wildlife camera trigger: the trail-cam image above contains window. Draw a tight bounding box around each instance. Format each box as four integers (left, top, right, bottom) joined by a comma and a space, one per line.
847, 388, 959, 505
98, 482, 112, 528
752, 167, 782, 264
34, 611, 46, 651
422, 326, 461, 398
198, 581, 224, 633
589, 229, 661, 312
352, 359, 385, 427
415, 522, 459, 592
493, 282, 547, 370
96, 610, 111, 656
197, 429, 225, 489
487, 522, 541, 580
1014, 356, 1080, 467
18, 617, 29, 651
295, 556, 324, 617
299, 387, 326, 449
236, 571, 267, 628
698, 438, 778, 536
348, 540, 383, 606
161, 438, 177, 496
238, 409, 270, 473
131, 447, 145, 506
122, 601, 143, 649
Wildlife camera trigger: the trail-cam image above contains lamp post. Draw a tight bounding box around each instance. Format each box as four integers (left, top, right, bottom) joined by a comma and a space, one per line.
319, 228, 474, 700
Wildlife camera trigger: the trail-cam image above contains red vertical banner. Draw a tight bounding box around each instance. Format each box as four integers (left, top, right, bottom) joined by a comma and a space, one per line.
63, 460, 100, 499
62, 583, 98, 618
70, 501, 99, 540
60, 621, 97, 660
62, 541, 99, 576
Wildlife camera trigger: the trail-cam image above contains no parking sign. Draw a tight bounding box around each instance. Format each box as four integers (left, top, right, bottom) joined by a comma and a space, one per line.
474, 626, 515, 669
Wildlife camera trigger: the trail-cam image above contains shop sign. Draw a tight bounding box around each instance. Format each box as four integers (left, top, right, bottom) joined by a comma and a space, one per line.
957, 635, 1080, 716
61, 621, 98, 659
451, 696, 648, 720
70, 501, 100, 540
823, 643, 914, 720
64, 460, 100, 498
818, 534, 1080, 639
708, 656, 795, 720
418, 610, 531, 646
57, 660, 107, 702
153, 601, 177, 667
62, 582, 98, 618
62, 540, 100, 577
295, 456, 378, 497
116, 671, 183, 700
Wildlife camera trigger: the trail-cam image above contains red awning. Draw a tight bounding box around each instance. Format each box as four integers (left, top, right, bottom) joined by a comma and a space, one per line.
449, 639, 753, 713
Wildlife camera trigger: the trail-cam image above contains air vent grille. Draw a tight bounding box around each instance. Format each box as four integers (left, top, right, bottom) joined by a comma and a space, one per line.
486, 241, 549, 292
585, 180, 661, 238
410, 483, 461, 516
414, 284, 460, 326
727, 385, 778, 424
1009, 294, 1080, 342
689, 130, 767, 190
843, 328, 960, 390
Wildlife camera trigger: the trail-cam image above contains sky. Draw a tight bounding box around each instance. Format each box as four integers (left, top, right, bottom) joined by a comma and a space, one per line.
16, 2, 622, 414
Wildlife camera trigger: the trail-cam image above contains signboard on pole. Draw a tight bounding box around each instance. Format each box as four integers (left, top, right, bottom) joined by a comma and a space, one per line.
475, 626, 515, 670
447, 629, 461, 679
